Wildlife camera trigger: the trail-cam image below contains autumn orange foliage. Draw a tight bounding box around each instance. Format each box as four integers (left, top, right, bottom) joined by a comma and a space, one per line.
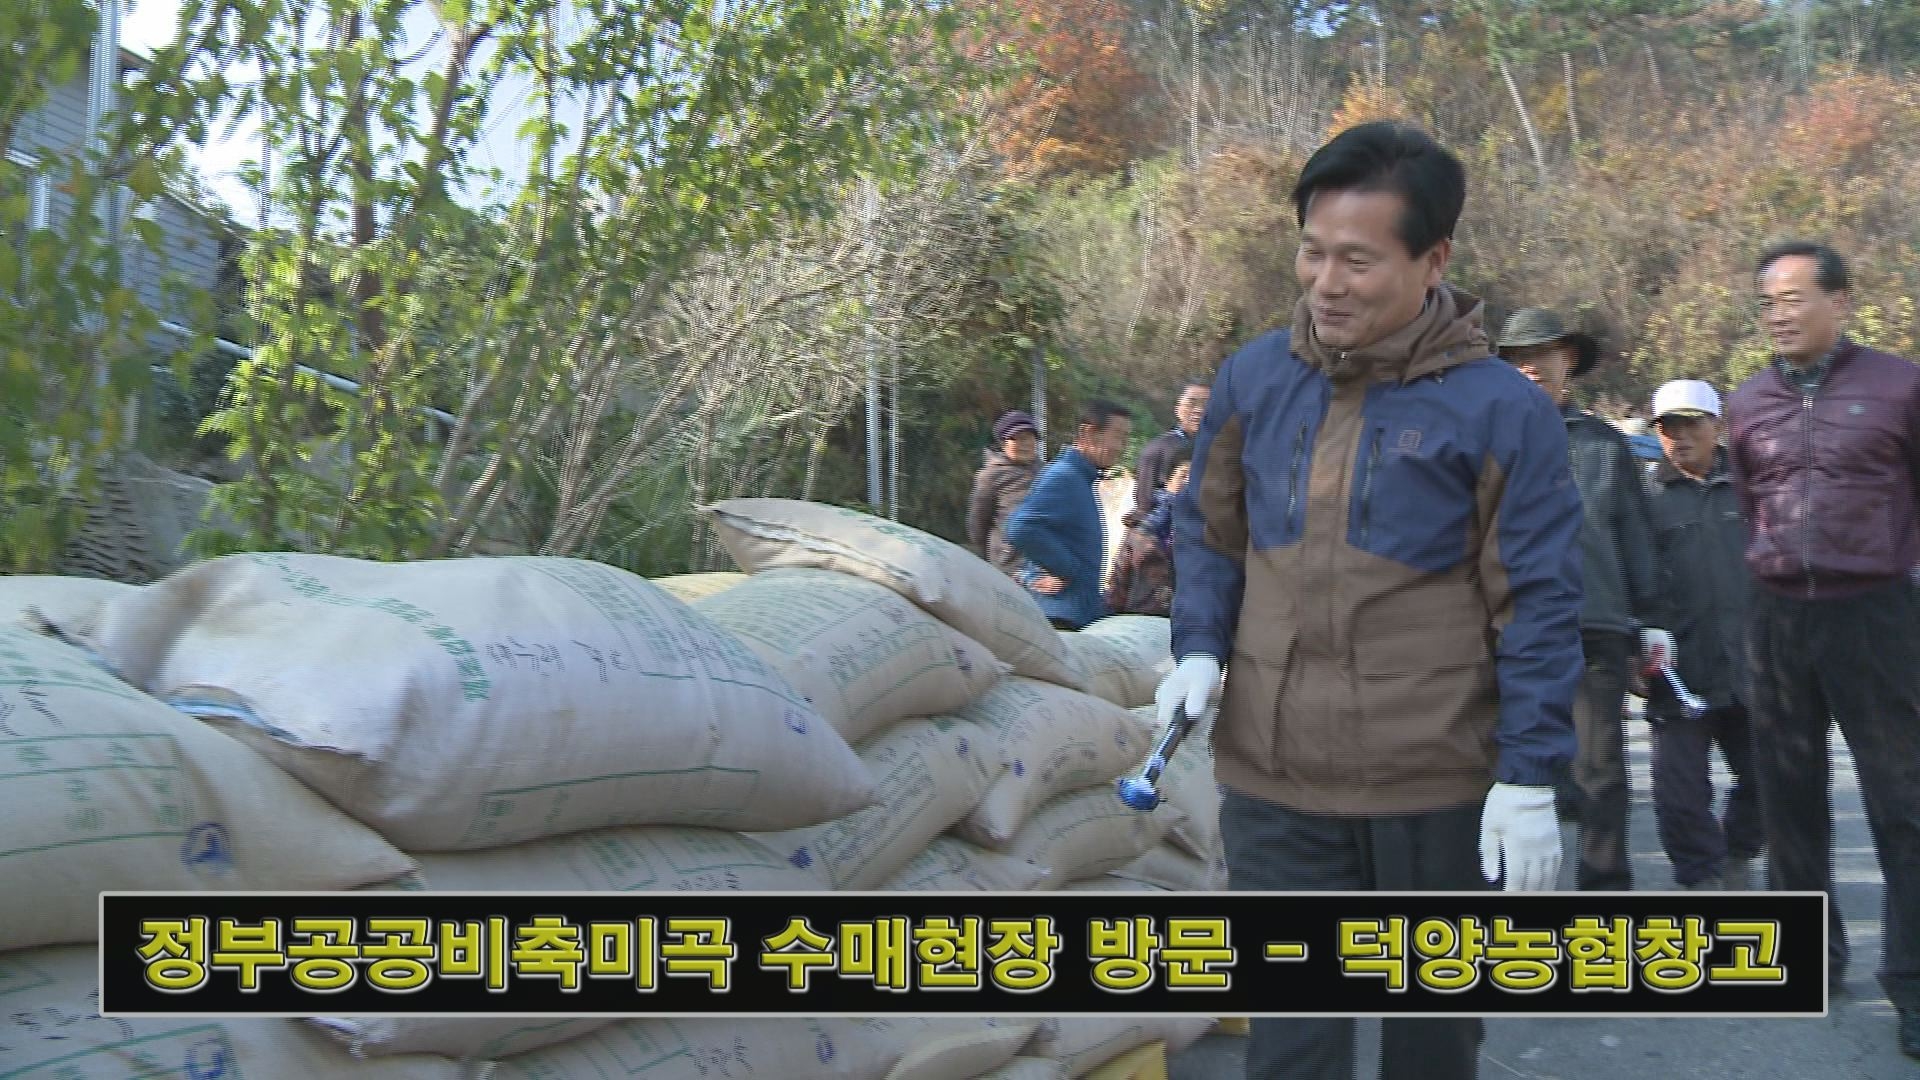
1326, 77, 1416, 141
974, 0, 1162, 180
1775, 73, 1913, 175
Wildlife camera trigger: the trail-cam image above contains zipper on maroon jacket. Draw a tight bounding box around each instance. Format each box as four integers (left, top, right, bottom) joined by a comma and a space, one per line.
1802, 388, 1816, 599
1287, 423, 1308, 533
1359, 424, 1385, 547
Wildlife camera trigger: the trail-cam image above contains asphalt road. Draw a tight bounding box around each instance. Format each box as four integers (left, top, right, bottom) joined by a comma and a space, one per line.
1170, 711, 1920, 1079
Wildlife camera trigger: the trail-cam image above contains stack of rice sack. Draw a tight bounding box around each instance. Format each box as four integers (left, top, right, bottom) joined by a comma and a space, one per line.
697, 501, 1190, 894
359, 499, 1210, 1076
4, 553, 890, 1074
0, 499, 1219, 1078
1049, 618, 1226, 895
0, 574, 465, 1077
689, 501, 1217, 1076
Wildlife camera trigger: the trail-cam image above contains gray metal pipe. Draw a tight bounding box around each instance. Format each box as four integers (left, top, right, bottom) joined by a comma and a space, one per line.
156, 320, 460, 428
862, 183, 882, 510
886, 350, 898, 520
1030, 341, 1047, 461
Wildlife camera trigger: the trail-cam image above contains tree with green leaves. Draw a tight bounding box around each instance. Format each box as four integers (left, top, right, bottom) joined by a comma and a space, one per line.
0, 0, 194, 571
127, 0, 988, 561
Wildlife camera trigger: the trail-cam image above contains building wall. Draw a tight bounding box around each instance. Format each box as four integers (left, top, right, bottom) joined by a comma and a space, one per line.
9, 66, 90, 229
11, 48, 230, 330
127, 194, 229, 328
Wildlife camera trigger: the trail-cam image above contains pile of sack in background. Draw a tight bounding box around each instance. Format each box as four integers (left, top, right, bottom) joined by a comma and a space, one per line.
0, 498, 1228, 1079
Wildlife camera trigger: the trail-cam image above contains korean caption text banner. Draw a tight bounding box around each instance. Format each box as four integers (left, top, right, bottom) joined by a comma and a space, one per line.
99, 891, 1828, 1018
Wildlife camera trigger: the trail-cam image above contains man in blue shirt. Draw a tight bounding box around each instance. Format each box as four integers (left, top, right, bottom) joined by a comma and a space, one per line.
1005, 399, 1133, 630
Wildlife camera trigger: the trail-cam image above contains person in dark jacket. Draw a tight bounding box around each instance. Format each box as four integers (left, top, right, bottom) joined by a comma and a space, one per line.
1157, 121, 1583, 1080
966, 411, 1041, 578
1727, 240, 1920, 1056
1107, 450, 1188, 616
1005, 399, 1131, 631
1644, 379, 1764, 892
1133, 380, 1210, 517
1499, 306, 1673, 892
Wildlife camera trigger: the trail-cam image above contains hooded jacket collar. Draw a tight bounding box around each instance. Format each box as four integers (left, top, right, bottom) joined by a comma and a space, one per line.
1292, 284, 1493, 385
1653, 445, 1731, 488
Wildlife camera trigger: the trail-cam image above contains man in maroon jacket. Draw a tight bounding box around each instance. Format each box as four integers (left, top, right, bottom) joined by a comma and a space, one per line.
1726, 240, 1920, 1059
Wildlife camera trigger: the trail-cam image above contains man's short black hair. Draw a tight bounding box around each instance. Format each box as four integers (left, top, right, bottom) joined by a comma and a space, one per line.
1078, 398, 1130, 432
1291, 121, 1466, 258
1177, 379, 1210, 400
1756, 240, 1851, 293
1166, 441, 1193, 468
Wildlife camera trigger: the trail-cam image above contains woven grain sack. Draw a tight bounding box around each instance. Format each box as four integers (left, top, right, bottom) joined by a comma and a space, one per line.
0, 946, 464, 1079
1004, 784, 1184, 885
1109, 842, 1229, 892
310, 1016, 616, 1062
1027, 1018, 1215, 1078
694, 569, 1008, 742
324, 831, 808, 1054
1060, 876, 1170, 891
0, 574, 135, 633
1127, 705, 1221, 861
354, 868, 427, 890
328, 830, 815, 1062
972, 1059, 1070, 1080
412, 825, 815, 893
1062, 617, 1172, 709
701, 499, 1086, 690
483, 1017, 1017, 1080
649, 571, 748, 603
0, 624, 413, 951
754, 716, 999, 889
39, 552, 874, 850
881, 835, 1048, 891
1057, 635, 1143, 711
954, 679, 1151, 848
885, 1020, 1039, 1080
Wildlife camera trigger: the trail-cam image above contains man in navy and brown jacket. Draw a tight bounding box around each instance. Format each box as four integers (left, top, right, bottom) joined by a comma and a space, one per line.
1727, 240, 1920, 1059
1157, 121, 1584, 1080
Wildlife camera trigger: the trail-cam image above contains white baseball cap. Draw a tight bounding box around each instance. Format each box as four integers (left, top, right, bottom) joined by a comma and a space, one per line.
1651, 379, 1721, 421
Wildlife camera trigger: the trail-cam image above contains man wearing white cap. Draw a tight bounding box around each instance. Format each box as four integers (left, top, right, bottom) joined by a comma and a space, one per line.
1644, 379, 1764, 890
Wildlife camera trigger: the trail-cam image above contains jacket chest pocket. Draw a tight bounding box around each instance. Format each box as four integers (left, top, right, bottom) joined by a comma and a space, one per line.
1655, 516, 1699, 539
1820, 396, 1907, 471
1346, 417, 1481, 572
1243, 413, 1316, 551
1654, 516, 1701, 582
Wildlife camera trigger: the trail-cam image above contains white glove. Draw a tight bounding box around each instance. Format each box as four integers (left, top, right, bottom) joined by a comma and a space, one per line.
1155, 654, 1222, 729
1479, 783, 1562, 892
1640, 627, 1676, 670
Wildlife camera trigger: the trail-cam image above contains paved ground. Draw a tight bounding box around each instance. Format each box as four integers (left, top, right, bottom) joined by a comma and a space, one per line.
1170, 711, 1920, 1079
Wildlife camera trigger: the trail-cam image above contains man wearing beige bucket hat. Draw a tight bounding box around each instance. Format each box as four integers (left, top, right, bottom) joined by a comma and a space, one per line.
1499, 306, 1673, 893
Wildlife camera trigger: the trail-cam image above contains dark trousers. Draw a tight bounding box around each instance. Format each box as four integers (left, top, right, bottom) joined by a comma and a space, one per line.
1651, 703, 1764, 887
1746, 580, 1920, 1008
1221, 789, 1487, 1080
1557, 630, 1633, 890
